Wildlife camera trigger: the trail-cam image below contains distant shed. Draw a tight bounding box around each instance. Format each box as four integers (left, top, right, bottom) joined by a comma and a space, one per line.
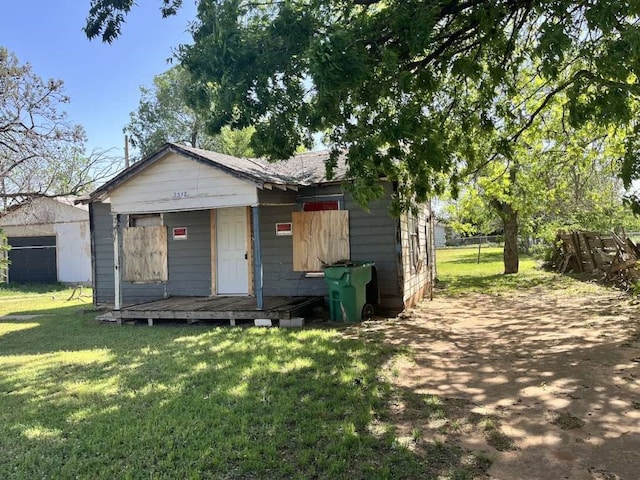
434, 221, 447, 248
0, 197, 92, 284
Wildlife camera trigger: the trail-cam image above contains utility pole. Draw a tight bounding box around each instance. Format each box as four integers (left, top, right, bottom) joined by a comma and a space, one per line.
124, 135, 130, 169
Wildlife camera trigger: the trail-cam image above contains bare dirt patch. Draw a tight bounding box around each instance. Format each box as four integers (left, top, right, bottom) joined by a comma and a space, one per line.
367, 287, 640, 480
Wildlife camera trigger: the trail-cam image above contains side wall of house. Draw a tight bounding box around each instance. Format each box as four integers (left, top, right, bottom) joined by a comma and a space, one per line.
344, 183, 402, 310
55, 221, 92, 284
91, 203, 211, 306
91, 202, 115, 304
258, 182, 403, 310
399, 203, 434, 308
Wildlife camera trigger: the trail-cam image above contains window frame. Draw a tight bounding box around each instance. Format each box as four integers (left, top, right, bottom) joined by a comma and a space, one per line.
408, 214, 422, 273
297, 195, 344, 212
128, 213, 163, 227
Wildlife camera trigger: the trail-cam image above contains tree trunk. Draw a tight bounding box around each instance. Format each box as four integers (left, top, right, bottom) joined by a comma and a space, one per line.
502, 206, 519, 274
490, 199, 519, 274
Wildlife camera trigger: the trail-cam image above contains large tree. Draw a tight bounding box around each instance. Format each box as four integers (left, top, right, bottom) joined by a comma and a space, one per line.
445, 72, 636, 273
85, 1, 640, 236
125, 65, 255, 159
447, 64, 638, 272
0, 47, 118, 207
125, 66, 219, 158
448, 131, 636, 271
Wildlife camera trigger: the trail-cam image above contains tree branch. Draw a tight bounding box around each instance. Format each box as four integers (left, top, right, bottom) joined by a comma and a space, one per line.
509, 70, 589, 144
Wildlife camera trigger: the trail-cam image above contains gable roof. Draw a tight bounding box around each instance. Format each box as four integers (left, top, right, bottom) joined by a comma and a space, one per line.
88, 143, 347, 202
1, 196, 87, 217
0, 196, 88, 226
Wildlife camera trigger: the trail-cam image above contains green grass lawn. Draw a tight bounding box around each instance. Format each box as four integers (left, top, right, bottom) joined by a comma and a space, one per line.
0, 286, 489, 479
436, 246, 604, 295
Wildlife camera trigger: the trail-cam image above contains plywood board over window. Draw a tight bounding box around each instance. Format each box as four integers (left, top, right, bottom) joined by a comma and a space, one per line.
292, 210, 349, 271
123, 226, 168, 282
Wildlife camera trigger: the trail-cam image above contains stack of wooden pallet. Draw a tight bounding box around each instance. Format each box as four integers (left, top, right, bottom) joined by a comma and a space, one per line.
555, 231, 640, 288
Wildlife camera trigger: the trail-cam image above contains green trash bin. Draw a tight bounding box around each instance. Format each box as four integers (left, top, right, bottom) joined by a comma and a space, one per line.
324, 261, 374, 322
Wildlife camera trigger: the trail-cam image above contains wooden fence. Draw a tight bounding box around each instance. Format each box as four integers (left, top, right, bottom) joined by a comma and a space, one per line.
554, 231, 640, 288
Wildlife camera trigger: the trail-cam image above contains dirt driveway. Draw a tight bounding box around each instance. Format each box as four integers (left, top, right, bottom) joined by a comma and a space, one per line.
370, 287, 640, 479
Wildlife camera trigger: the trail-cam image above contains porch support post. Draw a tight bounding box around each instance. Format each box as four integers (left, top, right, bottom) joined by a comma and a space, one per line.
251, 206, 263, 310
112, 213, 122, 310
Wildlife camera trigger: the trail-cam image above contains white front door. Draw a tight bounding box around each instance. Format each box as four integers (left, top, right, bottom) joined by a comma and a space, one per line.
216, 207, 249, 294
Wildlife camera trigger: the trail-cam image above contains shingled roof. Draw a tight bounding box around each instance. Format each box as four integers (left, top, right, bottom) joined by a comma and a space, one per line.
175, 144, 348, 185
88, 143, 347, 202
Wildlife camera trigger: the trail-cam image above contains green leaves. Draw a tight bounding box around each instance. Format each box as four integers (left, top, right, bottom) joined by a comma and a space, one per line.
536, 22, 572, 79
86, 0, 640, 212
84, 0, 182, 43
124, 65, 257, 159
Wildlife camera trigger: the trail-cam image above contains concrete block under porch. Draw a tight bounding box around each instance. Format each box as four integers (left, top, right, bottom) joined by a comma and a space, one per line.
113, 295, 323, 326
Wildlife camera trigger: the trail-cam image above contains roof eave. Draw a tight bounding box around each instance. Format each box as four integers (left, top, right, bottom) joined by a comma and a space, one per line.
169, 144, 266, 187
262, 182, 300, 191
87, 143, 177, 203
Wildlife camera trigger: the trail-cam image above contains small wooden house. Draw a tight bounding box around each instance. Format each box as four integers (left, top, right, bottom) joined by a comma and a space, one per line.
86, 143, 435, 322
0, 197, 92, 284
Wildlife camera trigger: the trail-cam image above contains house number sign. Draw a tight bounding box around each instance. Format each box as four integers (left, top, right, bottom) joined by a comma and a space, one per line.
173, 191, 188, 199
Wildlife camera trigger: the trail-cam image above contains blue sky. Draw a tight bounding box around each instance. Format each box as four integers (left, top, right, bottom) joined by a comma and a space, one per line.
1, 0, 198, 158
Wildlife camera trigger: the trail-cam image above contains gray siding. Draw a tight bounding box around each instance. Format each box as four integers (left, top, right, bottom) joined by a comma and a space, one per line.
91, 202, 115, 305
259, 182, 403, 308
258, 188, 297, 205
92, 203, 168, 305
164, 210, 212, 296
399, 204, 433, 307
297, 184, 344, 203
91, 203, 212, 305
260, 205, 327, 296
260, 184, 345, 297
344, 183, 402, 308
120, 278, 167, 305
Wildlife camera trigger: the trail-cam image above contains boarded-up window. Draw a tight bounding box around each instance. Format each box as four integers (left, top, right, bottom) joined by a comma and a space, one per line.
129, 214, 162, 227
122, 226, 168, 282
424, 224, 430, 267
408, 215, 422, 273
292, 211, 349, 271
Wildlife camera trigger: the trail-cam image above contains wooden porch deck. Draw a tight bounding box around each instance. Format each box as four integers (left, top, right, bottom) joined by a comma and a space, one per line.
114, 296, 324, 326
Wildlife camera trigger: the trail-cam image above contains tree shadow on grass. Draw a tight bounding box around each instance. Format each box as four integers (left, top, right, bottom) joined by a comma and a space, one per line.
0, 314, 493, 479
0, 283, 73, 296
445, 250, 504, 265
437, 271, 558, 294
0, 301, 93, 318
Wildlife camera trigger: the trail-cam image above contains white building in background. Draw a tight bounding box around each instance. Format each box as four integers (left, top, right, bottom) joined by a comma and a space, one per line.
0, 197, 92, 285
434, 221, 447, 248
